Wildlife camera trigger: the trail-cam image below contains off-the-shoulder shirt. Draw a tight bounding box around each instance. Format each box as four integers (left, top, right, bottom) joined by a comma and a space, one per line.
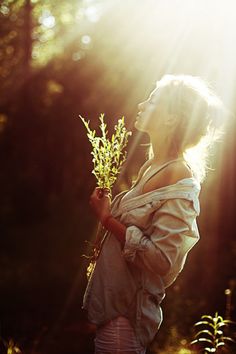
83, 158, 201, 347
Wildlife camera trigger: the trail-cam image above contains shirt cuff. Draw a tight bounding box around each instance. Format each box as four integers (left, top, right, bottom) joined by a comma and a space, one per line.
122, 225, 147, 262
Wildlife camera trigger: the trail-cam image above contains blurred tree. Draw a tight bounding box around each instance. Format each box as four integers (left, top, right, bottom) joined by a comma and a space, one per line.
0, 1, 235, 353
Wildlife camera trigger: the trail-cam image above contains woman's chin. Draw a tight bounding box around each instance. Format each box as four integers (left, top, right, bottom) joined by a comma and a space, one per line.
134, 121, 142, 132
134, 120, 148, 133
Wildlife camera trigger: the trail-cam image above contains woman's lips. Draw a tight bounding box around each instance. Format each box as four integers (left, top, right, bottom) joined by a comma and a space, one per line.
137, 112, 142, 118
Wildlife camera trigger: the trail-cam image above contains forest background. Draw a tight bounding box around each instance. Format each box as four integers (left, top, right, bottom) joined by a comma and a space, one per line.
0, 0, 235, 353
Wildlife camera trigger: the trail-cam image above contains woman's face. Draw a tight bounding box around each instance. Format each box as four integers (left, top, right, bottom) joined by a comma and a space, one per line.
135, 87, 169, 135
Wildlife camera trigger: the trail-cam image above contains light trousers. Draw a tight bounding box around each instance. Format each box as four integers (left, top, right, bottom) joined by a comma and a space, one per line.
95, 316, 146, 354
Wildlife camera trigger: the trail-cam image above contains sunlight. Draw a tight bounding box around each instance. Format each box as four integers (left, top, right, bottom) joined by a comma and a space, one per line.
96, 0, 236, 168
85, 5, 101, 22
30, 0, 236, 311
31, 1, 108, 66
1, 2, 236, 352
81, 34, 91, 45
39, 10, 55, 28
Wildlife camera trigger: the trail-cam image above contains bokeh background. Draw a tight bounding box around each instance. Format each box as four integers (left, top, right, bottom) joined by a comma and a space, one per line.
0, 0, 236, 353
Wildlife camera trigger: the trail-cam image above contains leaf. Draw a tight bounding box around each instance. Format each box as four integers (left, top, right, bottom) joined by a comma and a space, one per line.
194, 330, 214, 339
221, 336, 236, 344
201, 315, 214, 321
215, 341, 225, 348
215, 315, 224, 323
195, 321, 215, 330
204, 348, 216, 353
223, 319, 236, 325
192, 338, 214, 345
216, 322, 227, 329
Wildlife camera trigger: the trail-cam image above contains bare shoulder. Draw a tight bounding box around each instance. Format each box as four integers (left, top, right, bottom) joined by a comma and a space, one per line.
142, 160, 193, 193
166, 160, 193, 183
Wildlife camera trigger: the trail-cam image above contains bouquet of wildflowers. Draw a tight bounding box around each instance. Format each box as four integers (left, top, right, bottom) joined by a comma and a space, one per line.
80, 113, 132, 193
80, 114, 132, 278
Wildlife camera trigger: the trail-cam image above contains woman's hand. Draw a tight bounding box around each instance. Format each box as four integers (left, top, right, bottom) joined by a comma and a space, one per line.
89, 187, 112, 224
90, 187, 126, 246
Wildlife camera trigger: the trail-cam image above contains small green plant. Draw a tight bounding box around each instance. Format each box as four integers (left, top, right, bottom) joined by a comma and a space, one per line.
80, 114, 132, 192
190, 312, 236, 353
0, 337, 21, 354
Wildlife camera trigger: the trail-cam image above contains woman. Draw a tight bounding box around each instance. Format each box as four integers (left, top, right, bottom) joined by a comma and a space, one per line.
83, 74, 223, 353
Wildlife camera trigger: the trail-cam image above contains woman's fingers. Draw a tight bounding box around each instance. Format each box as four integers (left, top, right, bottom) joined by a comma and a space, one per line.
91, 187, 111, 199
103, 188, 111, 196
90, 188, 111, 208
89, 187, 112, 222
90, 187, 102, 199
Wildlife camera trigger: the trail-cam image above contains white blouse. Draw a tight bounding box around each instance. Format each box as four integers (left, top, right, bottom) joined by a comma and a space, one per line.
83, 158, 201, 347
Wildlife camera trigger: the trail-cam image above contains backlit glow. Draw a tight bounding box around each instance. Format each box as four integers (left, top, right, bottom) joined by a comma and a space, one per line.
39, 11, 56, 28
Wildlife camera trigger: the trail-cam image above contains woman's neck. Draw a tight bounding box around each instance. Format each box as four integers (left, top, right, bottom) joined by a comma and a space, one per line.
150, 136, 182, 166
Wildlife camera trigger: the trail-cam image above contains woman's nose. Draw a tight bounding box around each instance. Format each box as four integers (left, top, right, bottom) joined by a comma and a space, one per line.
138, 101, 146, 111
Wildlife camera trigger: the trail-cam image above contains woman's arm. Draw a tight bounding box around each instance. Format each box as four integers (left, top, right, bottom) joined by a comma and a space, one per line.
102, 215, 126, 248
89, 187, 127, 247
89, 188, 198, 277
122, 198, 198, 276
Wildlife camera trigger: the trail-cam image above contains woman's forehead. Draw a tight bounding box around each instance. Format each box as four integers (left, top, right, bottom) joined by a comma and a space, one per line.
149, 86, 163, 100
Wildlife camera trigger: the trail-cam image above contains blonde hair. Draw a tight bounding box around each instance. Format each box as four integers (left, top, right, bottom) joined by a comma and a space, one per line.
149, 74, 225, 182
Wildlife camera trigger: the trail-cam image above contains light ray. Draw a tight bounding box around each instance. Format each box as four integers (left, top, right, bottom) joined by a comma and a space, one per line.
52, 0, 236, 328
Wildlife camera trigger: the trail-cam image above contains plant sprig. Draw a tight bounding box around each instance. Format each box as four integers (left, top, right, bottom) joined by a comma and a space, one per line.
190, 312, 236, 353
80, 114, 132, 192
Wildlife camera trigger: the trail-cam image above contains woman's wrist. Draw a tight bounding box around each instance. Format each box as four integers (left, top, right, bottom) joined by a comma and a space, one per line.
101, 214, 113, 228
101, 214, 126, 248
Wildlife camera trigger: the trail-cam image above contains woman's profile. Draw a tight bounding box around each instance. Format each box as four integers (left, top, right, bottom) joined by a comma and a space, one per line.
83, 74, 224, 353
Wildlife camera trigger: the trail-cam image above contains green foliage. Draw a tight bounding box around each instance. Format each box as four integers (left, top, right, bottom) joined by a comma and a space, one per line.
0, 0, 102, 103
190, 312, 236, 353
80, 114, 132, 192
0, 337, 21, 354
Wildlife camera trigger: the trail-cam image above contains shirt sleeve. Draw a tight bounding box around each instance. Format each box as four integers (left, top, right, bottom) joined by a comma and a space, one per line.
122, 198, 198, 276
